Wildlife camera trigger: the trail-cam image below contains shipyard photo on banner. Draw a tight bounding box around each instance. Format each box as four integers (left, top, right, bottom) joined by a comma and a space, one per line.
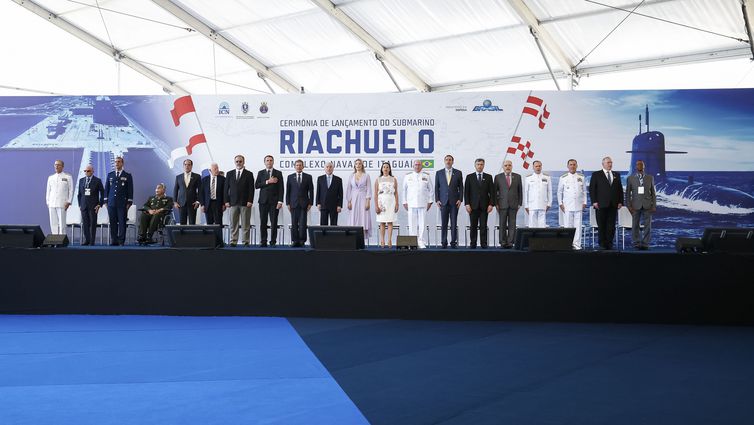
0, 89, 752, 247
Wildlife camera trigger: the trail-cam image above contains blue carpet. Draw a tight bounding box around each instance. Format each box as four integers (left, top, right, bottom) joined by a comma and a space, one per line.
290, 319, 754, 425
0, 315, 368, 425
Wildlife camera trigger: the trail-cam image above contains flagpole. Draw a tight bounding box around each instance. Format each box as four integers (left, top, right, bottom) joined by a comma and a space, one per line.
189, 96, 215, 165
502, 90, 533, 171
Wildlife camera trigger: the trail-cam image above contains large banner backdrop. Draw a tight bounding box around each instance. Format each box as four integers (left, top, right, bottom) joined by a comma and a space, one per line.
1, 90, 752, 247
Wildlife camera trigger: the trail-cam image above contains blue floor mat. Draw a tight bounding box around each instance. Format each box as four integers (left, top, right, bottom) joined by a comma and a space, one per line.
0, 315, 368, 425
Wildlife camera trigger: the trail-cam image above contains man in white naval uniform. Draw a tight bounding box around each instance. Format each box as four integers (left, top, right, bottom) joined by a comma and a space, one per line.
402, 159, 434, 248
557, 159, 587, 249
46, 159, 74, 235
523, 160, 551, 227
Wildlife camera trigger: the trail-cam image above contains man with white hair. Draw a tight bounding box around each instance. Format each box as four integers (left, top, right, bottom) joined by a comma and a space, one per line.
46, 159, 73, 235
200, 163, 226, 226
402, 160, 433, 248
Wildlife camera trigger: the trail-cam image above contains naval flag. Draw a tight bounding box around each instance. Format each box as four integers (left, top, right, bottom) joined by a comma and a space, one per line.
168, 95, 212, 168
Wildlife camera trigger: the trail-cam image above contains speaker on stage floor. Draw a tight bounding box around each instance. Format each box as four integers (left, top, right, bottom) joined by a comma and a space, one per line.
701, 228, 754, 253
396, 235, 418, 250
42, 234, 69, 248
675, 237, 704, 253
308, 226, 365, 250
0, 225, 45, 248
514, 228, 576, 251
164, 225, 224, 248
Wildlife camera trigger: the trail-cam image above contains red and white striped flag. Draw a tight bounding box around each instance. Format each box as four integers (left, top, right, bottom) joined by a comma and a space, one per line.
168, 95, 212, 168
522, 96, 550, 129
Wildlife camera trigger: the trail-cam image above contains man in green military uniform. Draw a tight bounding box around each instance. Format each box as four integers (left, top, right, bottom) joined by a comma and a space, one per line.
137, 183, 174, 244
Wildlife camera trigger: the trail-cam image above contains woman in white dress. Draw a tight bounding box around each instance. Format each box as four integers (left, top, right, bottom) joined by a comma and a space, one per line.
374, 162, 398, 248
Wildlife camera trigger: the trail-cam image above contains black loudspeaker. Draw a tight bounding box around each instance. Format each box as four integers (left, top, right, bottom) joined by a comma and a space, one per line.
0, 225, 46, 248
396, 235, 418, 250
308, 226, 365, 250
515, 228, 576, 251
701, 228, 754, 253
42, 234, 69, 247
164, 225, 224, 248
675, 237, 704, 253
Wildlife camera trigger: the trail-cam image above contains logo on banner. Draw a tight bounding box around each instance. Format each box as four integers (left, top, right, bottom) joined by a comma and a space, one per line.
472, 99, 502, 112
241, 102, 249, 114
218, 102, 230, 115
259, 102, 269, 114
420, 159, 434, 169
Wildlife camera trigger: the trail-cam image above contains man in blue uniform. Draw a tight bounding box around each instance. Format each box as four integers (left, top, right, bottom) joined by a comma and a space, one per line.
104, 156, 134, 246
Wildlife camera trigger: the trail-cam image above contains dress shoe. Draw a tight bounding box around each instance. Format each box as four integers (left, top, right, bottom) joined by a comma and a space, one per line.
260, 242, 268, 247
450, 243, 458, 249
230, 243, 237, 247
243, 242, 250, 247
270, 241, 276, 247
469, 244, 476, 249
441, 244, 448, 249
480, 244, 488, 249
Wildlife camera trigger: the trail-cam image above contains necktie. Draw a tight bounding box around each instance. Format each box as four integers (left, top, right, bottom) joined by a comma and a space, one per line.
608, 171, 613, 185
185, 173, 190, 187
327, 175, 331, 188
116, 171, 120, 179
297, 174, 301, 185
477, 173, 481, 183
268, 169, 272, 179
446, 169, 451, 185
506, 174, 511, 188
85, 177, 91, 188
211, 176, 216, 199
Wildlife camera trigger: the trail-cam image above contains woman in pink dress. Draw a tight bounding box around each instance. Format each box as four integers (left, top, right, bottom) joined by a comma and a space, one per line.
346, 158, 372, 239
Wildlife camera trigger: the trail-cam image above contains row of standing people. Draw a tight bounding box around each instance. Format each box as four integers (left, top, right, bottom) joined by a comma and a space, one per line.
46, 154, 655, 249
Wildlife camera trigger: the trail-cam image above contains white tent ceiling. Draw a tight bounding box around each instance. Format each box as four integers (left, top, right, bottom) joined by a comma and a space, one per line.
1, 0, 753, 95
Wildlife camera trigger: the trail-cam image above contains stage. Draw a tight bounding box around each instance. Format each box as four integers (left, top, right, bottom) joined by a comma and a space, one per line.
1, 246, 751, 325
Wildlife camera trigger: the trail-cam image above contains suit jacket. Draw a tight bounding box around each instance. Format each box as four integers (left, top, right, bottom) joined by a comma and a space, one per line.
625, 173, 656, 210
316, 174, 343, 210
589, 170, 624, 208
435, 168, 464, 205
199, 174, 225, 206
494, 172, 522, 209
173, 172, 201, 206
255, 168, 284, 204
286, 172, 314, 209
224, 168, 255, 206
78, 175, 104, 210
104, 170, 134, 207
464, 172, 494, 210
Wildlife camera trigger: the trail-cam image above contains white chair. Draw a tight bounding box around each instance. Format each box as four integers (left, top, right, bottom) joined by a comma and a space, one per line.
195, 207, 204, 225
589, 207, 598, 249
66, 207, 82, 245
97, 206, 110, 245
222, 208, 231, 243
618, 206, 639, 250
125, 204, 138, 244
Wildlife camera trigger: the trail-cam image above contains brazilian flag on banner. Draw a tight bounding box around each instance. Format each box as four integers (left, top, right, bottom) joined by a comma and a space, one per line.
420, 159, 434, 169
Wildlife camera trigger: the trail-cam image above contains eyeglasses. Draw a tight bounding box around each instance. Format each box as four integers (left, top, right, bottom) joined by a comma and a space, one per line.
235, 160, 243, 163
84, 170, 93, 173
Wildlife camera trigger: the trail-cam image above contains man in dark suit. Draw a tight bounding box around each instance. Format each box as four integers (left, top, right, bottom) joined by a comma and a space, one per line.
254, 155, 284, 247
435, 154, 464, 248
199, 163, 225, 226
464, 158, 495, 249
589, 156, 624, 250
173, 158, 201, 225
78, 164, 104, 245
316, 161, 343, 226
286, 159, 314, 247
104, 156, 133, 246
224, 155, 255, 247
494, 159, 523, 248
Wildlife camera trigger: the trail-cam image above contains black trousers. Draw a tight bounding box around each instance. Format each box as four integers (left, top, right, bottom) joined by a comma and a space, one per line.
259, 203, 280, 243
204, 200, 222, 226
469, 207, 489, 247
81, 207, 98, 245
291, 206, 308, 244
319, 208, 338, 225
178, 205, 197, 225
440, 202, 459, 245
595, 206, 617, 248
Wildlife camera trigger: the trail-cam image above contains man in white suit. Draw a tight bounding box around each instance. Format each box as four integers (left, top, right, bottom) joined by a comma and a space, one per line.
46, 159, 74, 235
402, 160, 434, 248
